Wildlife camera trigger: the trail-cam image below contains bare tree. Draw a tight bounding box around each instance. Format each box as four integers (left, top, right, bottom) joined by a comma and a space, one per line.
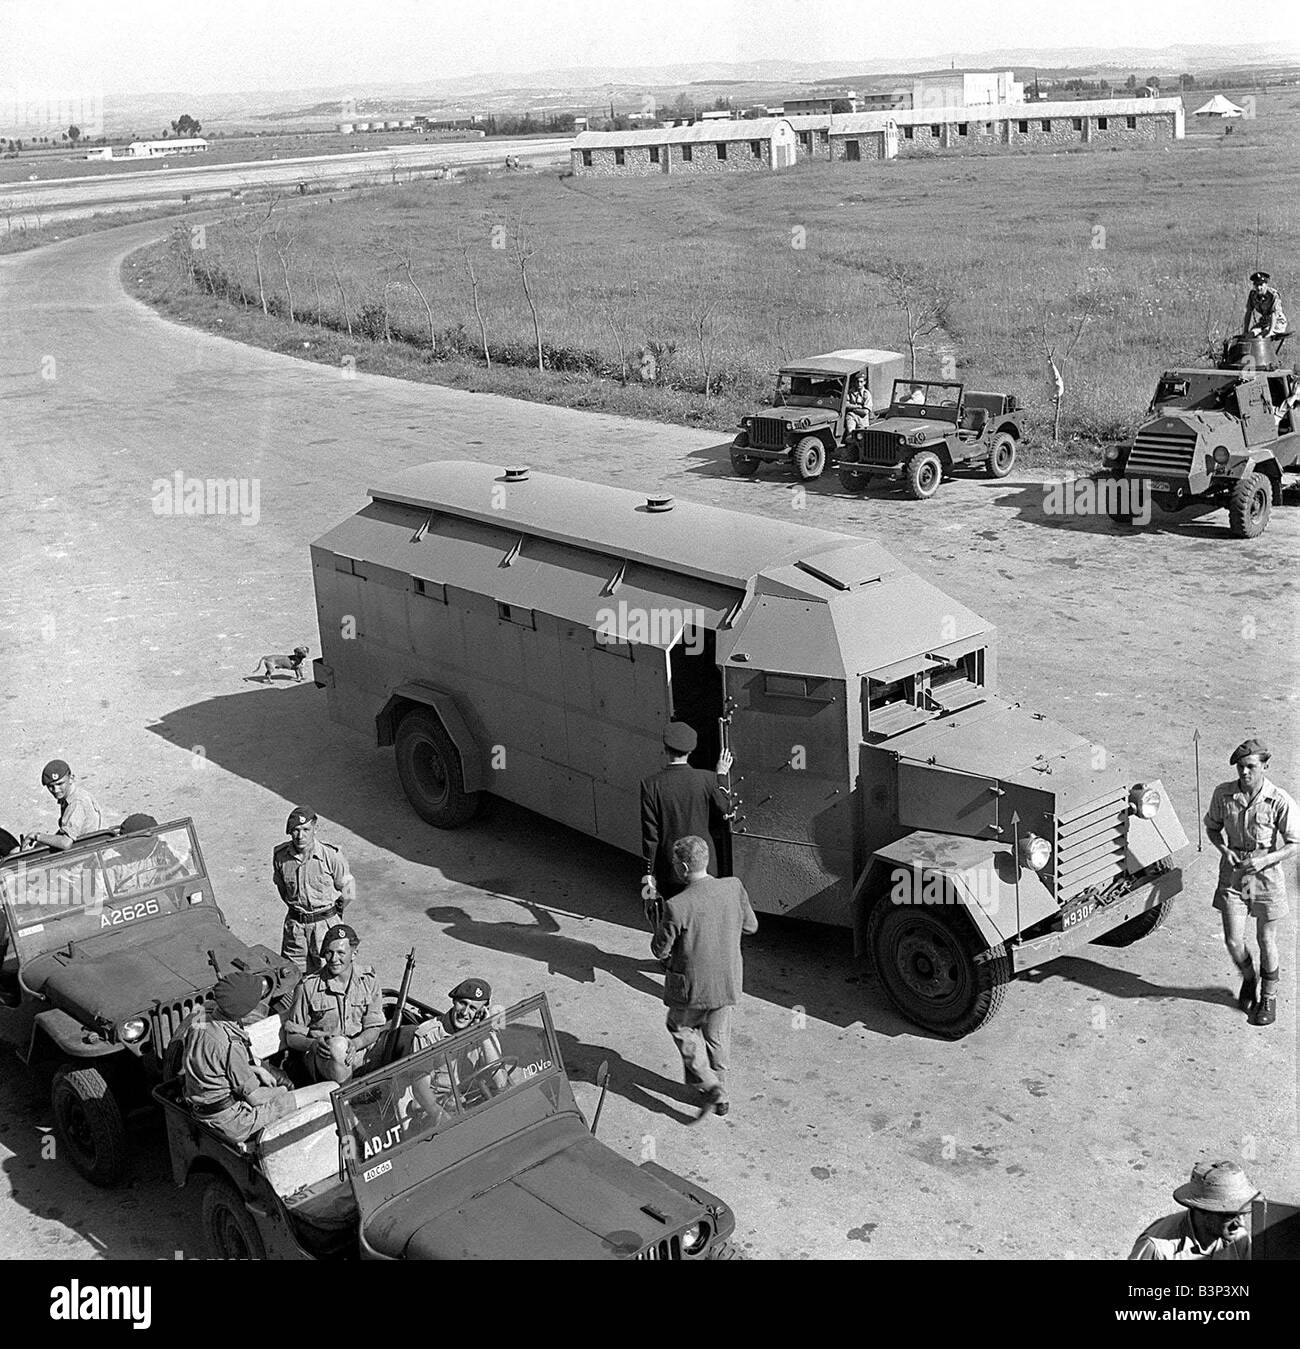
269, 223, 297, 321
230, 197, 278, 315
168, 223, 197, 286
880, 261, 951, 377
329, 256, 353, 336
600, 276, 640, 384
683, 281, 719, 396
310, 269, 325, 327
381, 278, 402, 344
1038, 289, 1100, 443
458, 228, 490, 369
384, 238, 436, 352
513, 213, 543, 373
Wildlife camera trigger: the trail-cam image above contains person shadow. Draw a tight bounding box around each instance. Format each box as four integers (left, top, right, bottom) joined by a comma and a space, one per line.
555, 1031, 698, 1127
1020, 955, 1239, 1008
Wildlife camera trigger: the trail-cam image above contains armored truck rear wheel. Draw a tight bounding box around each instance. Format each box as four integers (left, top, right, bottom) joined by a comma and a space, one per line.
1228, 472, 1271, 538
202, 1176, 268, 1260
866, 903, 1009, 1038
837, 467, 872, 493
985, 433, 1016, 478
395, 709, 482, 828
51, 1065, 128, 1187
1090, 896, 1174, 947
793, 436, 827, 480
904, 451, 943, 500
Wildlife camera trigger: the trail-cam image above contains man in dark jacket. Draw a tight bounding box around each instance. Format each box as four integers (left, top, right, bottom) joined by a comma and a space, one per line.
640, 722, 732, 916
651, 835, 758, 1121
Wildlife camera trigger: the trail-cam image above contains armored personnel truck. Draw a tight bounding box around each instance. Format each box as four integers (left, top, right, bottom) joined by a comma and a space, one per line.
0, 818, 299, 1184
1102, 333, 1300, 537
310, 462, 1188, 1039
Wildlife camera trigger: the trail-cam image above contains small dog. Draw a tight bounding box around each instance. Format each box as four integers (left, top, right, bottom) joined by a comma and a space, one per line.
249, 645, 310, 683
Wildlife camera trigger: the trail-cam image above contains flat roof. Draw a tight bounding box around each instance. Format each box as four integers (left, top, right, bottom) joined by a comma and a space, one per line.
893, 96, 1182, 123
783, 350, 904, 375
573, 117, 792, 149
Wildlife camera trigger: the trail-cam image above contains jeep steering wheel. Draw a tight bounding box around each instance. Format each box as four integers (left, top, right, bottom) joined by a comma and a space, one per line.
458, 1056, 518, 1102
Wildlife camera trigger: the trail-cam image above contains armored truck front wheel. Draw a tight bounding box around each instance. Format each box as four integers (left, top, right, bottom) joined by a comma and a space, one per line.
867, 903, 1010, 1038
51, 1065, 128, 1187
985, 432, 1016, 479
395, 709, 482, 829
201, 1176, 268, 1260
793, 436, 827, 480
1228, 471, 1271, 538
904, 451, 943, 500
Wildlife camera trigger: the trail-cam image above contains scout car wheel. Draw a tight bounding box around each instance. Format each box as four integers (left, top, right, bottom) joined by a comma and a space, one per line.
904, 451, 943, 501
51, 1066, 128, 1187
837, 467, 872, 493
395, 709, 481, 829
705, 1239, 746, 1260
985, 432, 1016, 479
867, 903, 1009, 1038
730, 442, 760, 477
793, 436, 827, 481
1091, 897, 1174, 947
1228, 472, 1271, 538
202, 1176, 267, 1260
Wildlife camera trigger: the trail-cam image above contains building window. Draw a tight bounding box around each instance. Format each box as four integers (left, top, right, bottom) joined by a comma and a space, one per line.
819, 129, 829, 143
1097, 116, 1108, 130
497, 601, 535, 630
799, 131, 811, 149
958, 123, 969, 136
930, 124, 941, 137
1126, 115, 1137, 129
581, 149, 592, 167
1072, 117, 1083, 131
614, 147, 625, 166
716, 141, 727, 160
751, 139, 762, 157
903, 125, 914, 140
682, 143, 693, 161
1017, 119, 1028, 133
845, 138, 861, 161
1041, 119, 1051, 132
650, 145, 660, 163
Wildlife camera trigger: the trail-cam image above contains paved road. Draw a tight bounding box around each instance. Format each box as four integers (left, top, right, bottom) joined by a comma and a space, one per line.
0, 219, 1296, 1260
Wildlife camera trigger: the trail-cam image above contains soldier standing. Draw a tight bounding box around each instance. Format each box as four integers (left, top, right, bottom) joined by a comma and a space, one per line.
1204, 739, 1299, 1027
272, 806, 355, 973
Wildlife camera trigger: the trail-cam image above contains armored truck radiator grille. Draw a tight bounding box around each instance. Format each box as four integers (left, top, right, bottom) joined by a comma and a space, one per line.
856, 430, 905, 464
1126, 428, 1197, 477
750, 417, 788, 450
1054, 791, 1128, 903
635, 1235, 682, 1260
150, 995, 205, 1050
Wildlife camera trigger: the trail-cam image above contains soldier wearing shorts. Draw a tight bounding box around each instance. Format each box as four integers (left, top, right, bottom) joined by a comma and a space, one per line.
272, 806, 355, 972
1204, 739, 1299, 1027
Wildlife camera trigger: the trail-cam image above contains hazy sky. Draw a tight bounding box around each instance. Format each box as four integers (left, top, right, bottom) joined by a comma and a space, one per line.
2, 0, 1294, 95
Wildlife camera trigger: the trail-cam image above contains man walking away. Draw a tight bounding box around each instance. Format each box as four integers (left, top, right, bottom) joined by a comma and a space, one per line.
651, 835, 757, 1122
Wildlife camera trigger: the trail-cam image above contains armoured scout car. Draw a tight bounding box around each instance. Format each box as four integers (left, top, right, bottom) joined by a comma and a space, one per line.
310, 462, 1188, 1038
731, 349, 905, 481
835, 378, 1023, 499
0, 819, 298, 1185
156, 992, 739, 1259
1102, 333, 1300, 537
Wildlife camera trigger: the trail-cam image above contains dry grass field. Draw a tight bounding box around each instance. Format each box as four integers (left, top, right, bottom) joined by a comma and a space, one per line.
128, 90, 1300, 461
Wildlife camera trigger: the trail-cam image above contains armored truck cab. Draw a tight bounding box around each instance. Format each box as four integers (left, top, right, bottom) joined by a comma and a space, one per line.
311, 462, 1187, 1037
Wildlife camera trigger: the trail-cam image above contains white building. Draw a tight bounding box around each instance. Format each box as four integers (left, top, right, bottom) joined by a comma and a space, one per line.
127, 137, 208, 157
911, 71, 1024, 113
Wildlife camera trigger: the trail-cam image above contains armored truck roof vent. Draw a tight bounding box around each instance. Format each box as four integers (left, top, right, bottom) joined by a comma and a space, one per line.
503, 466, 531, 482
645, 495, 675, 513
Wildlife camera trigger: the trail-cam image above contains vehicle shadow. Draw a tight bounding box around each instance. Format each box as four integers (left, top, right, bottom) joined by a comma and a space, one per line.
555, 1031, 697, 1127
988, 479, 1234, 540
1020, 955, 1239, 1009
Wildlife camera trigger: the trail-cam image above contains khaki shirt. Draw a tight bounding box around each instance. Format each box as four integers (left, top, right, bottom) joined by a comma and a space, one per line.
57, 785, 103, 841
181, 1017, 261, 1109
1129, 1210, 1250, 1260
285, 963, 384, 1041
1205, 777, 1299, 898
272, 838, 351, 917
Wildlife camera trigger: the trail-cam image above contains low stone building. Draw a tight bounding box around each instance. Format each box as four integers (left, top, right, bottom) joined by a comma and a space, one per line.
826, 112, 899, 163
571, 117, 798, 177
787, 115, 832, 162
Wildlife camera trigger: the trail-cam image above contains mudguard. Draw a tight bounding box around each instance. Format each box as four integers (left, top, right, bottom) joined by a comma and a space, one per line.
30, 1007, 119, 1063
376, 682, 484, 791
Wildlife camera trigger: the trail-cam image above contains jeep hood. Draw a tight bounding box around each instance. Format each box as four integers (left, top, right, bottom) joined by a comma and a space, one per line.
368, 1117, 709, 1260
756, 406, 836, 425
876, 417, 942, 437
28, 907, 266, 1024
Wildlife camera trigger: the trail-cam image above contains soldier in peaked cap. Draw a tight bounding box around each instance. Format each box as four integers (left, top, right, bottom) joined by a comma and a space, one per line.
1242, 271, 1287, 339
1129, 1160, 1259, 1260
1204, 739, 1299, 1027
272, 806, 355, 973
21, 759, 105, 853
639, 721, 734, 918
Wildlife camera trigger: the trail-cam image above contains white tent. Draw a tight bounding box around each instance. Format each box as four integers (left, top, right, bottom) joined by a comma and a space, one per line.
1193, 95, 1244, 118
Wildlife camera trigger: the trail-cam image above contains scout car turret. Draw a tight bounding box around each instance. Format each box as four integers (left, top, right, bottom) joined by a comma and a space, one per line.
311, 462, 1188, 1038
0, 819, 298, 1185
156, 993, 740, 1260
835, 378, 1023, 499
1102, 333, 1300, 537
731, 348, 905, 480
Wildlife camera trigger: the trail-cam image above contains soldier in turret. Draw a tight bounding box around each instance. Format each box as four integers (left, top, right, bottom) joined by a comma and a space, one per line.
1242, 271, 1287, 339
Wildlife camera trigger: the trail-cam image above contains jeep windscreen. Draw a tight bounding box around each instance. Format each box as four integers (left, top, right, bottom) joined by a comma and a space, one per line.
335, 997, 562, 1184
0, 825, 201, 960
891, 380, 962, 414
777, 373, 843, 409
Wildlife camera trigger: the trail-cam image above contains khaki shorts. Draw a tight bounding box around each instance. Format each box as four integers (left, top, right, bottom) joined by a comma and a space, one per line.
1213, 883, 1289, 922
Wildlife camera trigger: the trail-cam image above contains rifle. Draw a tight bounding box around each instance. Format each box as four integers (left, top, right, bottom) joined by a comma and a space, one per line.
382, 947, 417, 1064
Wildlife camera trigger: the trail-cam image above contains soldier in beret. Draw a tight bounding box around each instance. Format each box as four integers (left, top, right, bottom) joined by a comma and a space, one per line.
1205, 739, 1299, 1027
1242, 271, 1287, 339
284, 923, 387, 1084
409, 977, 509, 1113
20, 759, 104, 853
272, 806, 355, 972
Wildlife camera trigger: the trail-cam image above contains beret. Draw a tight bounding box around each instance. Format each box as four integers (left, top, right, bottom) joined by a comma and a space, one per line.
1230, 739, 1269, 765
321, 923, 359, 949
213, 972, 266, 1019
41, 760, 71, 785
449, 977, 491, 1002
285, 805, 318, 832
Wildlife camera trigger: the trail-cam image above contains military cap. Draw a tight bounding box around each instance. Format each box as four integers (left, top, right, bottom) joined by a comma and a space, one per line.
663, 721, 697, 755
1249, 271, 1270, 284
40, 759, 71, 785
213, 971, 266, 1019
321, 923, 359, 949
449, 977, 491, 1003
119, 813, 158, 834
1173, 1161, 1259, 1214
1229, 739, 1270, 765
285, 805, 318, 832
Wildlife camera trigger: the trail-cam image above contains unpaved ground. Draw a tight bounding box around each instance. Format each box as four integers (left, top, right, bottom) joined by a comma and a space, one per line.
0, 219, 1296, 1260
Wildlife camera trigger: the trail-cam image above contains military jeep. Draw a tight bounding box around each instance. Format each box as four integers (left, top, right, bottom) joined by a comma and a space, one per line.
1102, 333, 1300, 537
731, 348, 905, 481
0, 818, 299, 1185
157, 992, 740, 1260
835, 379, 1024, 499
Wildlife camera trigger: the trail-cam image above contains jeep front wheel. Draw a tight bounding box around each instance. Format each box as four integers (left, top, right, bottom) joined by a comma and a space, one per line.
202, 1176, 268, 1260
904, 450, 943, 500
395, 709, 481, 828
838, 466, 871, 493
1228, 472, 1271, 538
730, 440, 760, 477
51, 1066, 128, 1187
985, 432, 1016, 478
792, 436, 827, 480
866, 903, 1010, 1038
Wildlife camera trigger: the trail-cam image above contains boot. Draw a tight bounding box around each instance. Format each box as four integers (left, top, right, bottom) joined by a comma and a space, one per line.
1250, 972, 1278, 1027
1236, 956, 1257, 1013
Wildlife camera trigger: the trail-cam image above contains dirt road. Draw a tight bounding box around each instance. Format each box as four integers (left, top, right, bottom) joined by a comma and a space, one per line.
0, 220, 1295, 1259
